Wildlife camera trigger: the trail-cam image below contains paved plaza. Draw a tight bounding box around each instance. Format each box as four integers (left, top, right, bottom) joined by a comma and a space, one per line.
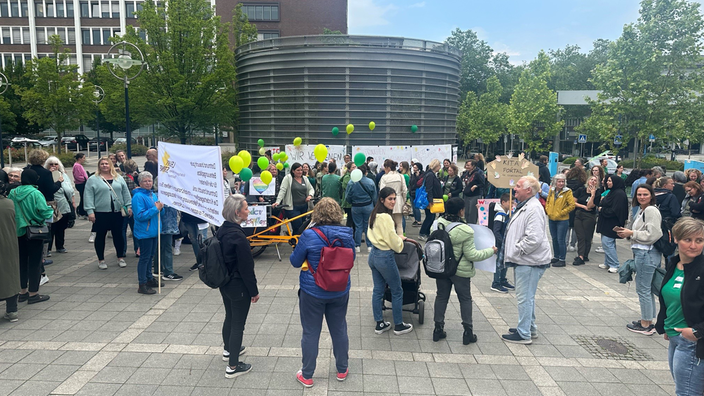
0, 209, 677, 396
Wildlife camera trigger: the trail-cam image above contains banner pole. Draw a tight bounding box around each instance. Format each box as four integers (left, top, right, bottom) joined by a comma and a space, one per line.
509, 189, 513, 218
158, 214, 161, 294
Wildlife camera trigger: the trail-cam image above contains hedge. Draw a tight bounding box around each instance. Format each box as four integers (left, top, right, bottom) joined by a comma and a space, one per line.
2, 148, 25, 163
110, 143, 149, 156
620, 156, 684, 171
56, 151, 78, 167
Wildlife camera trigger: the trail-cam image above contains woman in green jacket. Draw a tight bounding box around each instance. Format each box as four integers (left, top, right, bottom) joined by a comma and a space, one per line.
8, 169, 53, 304
433, 197, 497, 345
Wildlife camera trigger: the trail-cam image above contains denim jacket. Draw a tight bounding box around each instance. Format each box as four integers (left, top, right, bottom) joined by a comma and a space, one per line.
161, 205, 179, 235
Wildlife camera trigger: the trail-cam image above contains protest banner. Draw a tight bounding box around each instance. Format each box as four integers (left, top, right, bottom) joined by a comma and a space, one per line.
248, 176, 276, 196
241, 204, 267, 228
477, 199, 500, 226
285, 144, 346, 167
411, 145, 452, 167
468, 224, 497, 273
486, 154, 539, 189
351, 145, 411, 165
157, 142, 225, 225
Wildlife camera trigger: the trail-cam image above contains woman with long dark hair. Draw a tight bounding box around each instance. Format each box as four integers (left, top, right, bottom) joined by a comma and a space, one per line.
273, 162, 314, 233
409, 162, 424, 227
367, 187, 413, 336
419, 159, 444, 239
596, 175, 629, 273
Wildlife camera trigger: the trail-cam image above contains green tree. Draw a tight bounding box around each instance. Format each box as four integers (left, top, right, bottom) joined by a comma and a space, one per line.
1, 62, 45, 136
588, 0, 704, 167
457, 76, 508, 152
508, 51, 564, 154
17, 35, 94, 152
119, 0, 244, 144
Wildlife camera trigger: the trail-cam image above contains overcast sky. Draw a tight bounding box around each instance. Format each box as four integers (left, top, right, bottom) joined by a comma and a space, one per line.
348, 0, 644, 64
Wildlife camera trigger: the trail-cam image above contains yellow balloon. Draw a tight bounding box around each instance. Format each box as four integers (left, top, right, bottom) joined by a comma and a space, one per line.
314, 144, 328, 163
293, 137, 302, 146
369, 121, 375, 131
238, 150, 251, 167
276, 162, 284, 171
229, 156, 244, 173
346, 124, 354, 134
260, 170, 273, 185
259, 147, 265, 155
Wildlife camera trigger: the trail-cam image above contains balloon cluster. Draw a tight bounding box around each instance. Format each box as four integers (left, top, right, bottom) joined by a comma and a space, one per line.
229, 150, 253, 181
330, 121, 377, 136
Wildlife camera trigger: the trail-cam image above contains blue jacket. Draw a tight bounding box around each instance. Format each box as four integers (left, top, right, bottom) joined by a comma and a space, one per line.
131, 188, 162, 239
161, 205, 179, 235
290, 225, 355, 299
345, 176, 377, 206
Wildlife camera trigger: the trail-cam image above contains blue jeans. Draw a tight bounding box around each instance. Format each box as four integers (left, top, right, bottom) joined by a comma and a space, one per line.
351, 204, 373, 248
368, 246, 404, 325
668, 335, 704, 396
548, 219, 569, 261
122, 216, 139, 257
285, 204, 309, 235
601, 235, 619, 269
412, 205, 421, 223
152, 234, 174, 276
181, 222, 208, 264
419, 208, 435, 237
492, 265, 508, 288
633, 247, 661, 320
137, 237, 157, 285
513, 265, 546, 340
299, 290, 349, 379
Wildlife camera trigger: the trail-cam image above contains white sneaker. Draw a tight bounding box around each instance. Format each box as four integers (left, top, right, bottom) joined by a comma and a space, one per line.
89, 232, 96, 243
98, 261, 107, 270
118, 259, 127, 268
40, 275, 49, 286
355, 246, 361, 253
567, 246, 576, 252
608, 267, 619, 273
367, 246, 372, 253
598, 263, 608, 269
173, 247, 181, 256
595, 246, 604, 253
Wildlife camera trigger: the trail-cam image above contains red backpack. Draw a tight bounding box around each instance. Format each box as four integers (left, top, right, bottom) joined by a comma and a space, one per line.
310, 228, 354, 292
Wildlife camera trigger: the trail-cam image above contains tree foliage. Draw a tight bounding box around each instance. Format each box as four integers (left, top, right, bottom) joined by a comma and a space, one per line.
457, 76, 508, 149
1, 62, 46, 136
508, 51, 564, 154
587, 0, 704, 166
17, 35, 94, 152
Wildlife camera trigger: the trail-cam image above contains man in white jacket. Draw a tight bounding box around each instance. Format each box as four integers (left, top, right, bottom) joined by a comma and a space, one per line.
501, 176, 552, 345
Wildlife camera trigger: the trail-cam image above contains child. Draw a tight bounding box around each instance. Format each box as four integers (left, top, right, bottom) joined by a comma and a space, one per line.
490, 193, 514, 293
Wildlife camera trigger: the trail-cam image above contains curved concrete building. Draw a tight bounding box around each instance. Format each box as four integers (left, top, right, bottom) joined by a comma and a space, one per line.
235, 35, 461, 151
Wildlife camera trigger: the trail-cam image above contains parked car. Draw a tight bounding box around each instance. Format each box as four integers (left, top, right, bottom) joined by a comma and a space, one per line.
89, 136, 114, 151
10, 137, 42, 150
589, 150, 617, 161
39, 136, 59, 148
61, 134, 90, 150
113, 137, 137, 145
588, 158, 619, 174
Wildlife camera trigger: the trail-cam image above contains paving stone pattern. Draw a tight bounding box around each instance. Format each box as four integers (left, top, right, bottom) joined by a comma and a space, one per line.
0, 200, 676, 395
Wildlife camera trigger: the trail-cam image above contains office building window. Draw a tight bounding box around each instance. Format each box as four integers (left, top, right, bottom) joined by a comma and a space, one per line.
10, 0, 19, 16
102, 28, 109, 44
66, 1, 73, 16
58, 27, 65, 43
242, 4, 279, 21
91, 1, 99, 17
1, 28, 10, 44
36, 28, 46, 44
21, 1, 27, 16
92, 28, 100, 44
67, 28, 75, 44
46, 2, 55, 17
82, 28, 89, 44
80, 1, 88, 16
12, 27, 20, 43
57, 1, 64, 17
22, 27, 29, 43
35, 2, 43, 16
111, 2, 118, 17
101, 2, 108, 17
258, 31, 279, 40
0, 3, 8, 17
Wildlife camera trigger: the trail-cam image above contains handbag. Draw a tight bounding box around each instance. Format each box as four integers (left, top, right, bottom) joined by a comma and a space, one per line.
402, 200, 413, 215
101, 176, 129, 217
429, 198, 445, 214
18, 206, 51, 241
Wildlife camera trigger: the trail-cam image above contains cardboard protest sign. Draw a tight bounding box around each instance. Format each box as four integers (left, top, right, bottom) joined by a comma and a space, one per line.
486, 153, 539, 189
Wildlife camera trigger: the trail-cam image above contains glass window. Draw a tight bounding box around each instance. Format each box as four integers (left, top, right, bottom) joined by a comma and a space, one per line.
12, 27, 20, 43
35, 2, 43, 16
24, 53, 30, 62
57, 1, 64, 17
102, 28, 109, 44
81, 28, 89, 44
10, 1, 18, 16
138, 28, 145, 40
91, 1, 99, 17
111, 2, 117, 17
263, 5, 270, 20
57, 28, 65, 43
46, 2, 54, 17
0, 3, 8, 17
80, 1, 88, 16
22, 27, 29, 43
92, 28, 100, 44
271, 5, 278, 20
4, 55, 12, 68
136, 1, 142, 11
101, 2, 108, 17
125, 1, 134, 17
255, 5, 262, 20
21, 1, 27, 16
2, 28, 10, 44
36, 28, 46, 44
83, 55, 91, 72
67, 28, 75, 44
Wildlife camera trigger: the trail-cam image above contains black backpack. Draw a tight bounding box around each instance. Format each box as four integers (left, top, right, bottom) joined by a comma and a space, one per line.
643, 211, 676, 256
197, 235, 231, 288
423, 222, 464, 279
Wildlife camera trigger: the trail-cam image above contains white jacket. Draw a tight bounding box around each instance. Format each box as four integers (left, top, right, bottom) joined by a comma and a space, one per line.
379, 171, 407, 214
503, 196, 552, 266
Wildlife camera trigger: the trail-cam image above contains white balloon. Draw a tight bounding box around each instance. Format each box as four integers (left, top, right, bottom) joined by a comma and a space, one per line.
350, 169, 363, 182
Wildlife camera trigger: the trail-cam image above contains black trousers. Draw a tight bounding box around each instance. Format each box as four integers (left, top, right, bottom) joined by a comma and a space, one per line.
219, 278, 251, 367
18, 237, 44, 293
2, 295, 18, 313
49, 215, 70, 251
94, 212, 125, 261
76, 183, 87, 216
574, 210, 597, 259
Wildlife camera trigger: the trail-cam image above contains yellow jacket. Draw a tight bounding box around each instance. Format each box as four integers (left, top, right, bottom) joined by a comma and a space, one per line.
367, 213, 404, 253
545, 187, 575, 221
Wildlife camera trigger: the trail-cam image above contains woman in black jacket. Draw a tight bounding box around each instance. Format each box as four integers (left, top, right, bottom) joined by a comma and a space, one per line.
566, 167, 587, 252
655, 217, 704, 395
461, 159, 485, 224
654, 177, 682, 222
443, 165, 462, 199
419, 159, 443, 240
217, 194, 259, 379
596, 175, 629, 273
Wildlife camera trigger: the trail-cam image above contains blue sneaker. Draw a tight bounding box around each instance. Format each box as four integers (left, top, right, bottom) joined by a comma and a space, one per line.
491, 285, 508, 293
501, 281, 515, 290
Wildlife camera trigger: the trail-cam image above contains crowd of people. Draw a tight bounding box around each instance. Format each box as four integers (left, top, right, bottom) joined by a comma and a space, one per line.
2, 148, 704, 393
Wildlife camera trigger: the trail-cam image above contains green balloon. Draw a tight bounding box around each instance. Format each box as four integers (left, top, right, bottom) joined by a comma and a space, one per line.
240, 167, 253, 182
332, 127, 339, 136
411, 125, 418, 133
272, 153, 280, 161
284, 162, 290, 168
443, 194, 449, 202
257, 139, 265, 147
257, 156, 269, 170
354, 152, 366, 167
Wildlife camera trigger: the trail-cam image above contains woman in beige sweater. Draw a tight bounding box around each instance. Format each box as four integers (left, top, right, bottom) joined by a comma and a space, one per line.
367, 187, 413, 336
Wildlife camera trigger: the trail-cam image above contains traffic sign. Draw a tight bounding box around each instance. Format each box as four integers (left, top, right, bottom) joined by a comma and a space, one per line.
578, 134, 587, 144
614, 134, 623, 146
649, 134, 656, 142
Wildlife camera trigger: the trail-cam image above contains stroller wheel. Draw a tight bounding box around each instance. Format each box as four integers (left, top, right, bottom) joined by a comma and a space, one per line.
418, 300, 424, 324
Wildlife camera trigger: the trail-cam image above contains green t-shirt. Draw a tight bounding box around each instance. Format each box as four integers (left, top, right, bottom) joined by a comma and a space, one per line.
321, 174, 342, 205
663, 267, 688, 337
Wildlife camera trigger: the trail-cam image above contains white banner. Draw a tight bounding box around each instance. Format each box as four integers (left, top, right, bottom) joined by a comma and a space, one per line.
411, 145, 452, 167
157, 142, 225, 226
352, 145, 412, 165
468, 224, 497, 273
285, 144, 346, 167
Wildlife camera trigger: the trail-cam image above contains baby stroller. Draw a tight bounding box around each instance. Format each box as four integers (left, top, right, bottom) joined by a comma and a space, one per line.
383, 240, 426, 324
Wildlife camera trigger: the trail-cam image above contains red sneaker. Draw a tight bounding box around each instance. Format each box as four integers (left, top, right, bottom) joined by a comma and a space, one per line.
296, 370, 313, 388
336, 368, 349, 382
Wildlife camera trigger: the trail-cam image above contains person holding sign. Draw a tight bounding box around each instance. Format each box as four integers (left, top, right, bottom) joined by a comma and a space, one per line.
655, 217, 704, 396
273, 163, 314, 234
131, 171, 164, 295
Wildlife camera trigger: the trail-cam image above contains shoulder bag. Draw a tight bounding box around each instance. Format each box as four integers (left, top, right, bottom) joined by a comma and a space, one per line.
101, 176, 129, 217
19, 205, 50, 241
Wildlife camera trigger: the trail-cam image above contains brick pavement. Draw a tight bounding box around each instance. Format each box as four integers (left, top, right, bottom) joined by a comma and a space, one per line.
0, 214, 676, 395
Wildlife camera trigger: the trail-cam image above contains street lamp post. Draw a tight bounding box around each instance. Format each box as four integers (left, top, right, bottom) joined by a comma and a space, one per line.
0, 72, 9, 169
103, 41, 144, 159
93, 86, 105, 158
